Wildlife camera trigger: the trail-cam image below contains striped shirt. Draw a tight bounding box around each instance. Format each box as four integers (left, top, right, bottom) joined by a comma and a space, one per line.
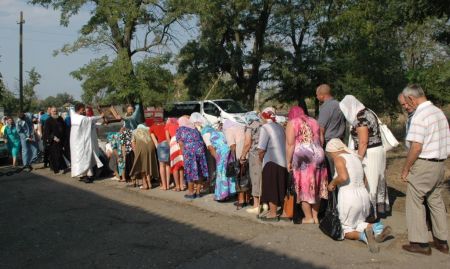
406, 101, 450, 159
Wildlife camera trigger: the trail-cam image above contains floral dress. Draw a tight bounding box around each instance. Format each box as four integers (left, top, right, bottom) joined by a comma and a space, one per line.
292, 118, 328, 204
176, 126, 208, 182
202, 126, 236, 201
107, 132, 124, 175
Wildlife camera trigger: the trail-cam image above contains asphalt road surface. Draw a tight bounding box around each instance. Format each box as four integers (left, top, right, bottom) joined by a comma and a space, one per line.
1, 169, 449, 269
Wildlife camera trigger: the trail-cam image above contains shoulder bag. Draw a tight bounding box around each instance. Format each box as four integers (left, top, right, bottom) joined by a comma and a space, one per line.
236, 161, 251, 193
225, 151, 240, 177
319, 191, 343, 241
368, 109, 399, 151
283, 172, 295, 218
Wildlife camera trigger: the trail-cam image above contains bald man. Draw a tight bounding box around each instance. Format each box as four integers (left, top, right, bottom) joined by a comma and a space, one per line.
316, 84, 346, 178
316, 84, 346, 146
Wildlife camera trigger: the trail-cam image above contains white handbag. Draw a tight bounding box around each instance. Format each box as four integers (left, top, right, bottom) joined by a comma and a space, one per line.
369, 109, 399, 151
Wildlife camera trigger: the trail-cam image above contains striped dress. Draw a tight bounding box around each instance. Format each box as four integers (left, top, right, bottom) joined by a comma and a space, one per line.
165, 120, 184, 172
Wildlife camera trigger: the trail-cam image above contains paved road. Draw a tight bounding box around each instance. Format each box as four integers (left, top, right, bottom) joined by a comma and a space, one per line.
0, 169, 449, 269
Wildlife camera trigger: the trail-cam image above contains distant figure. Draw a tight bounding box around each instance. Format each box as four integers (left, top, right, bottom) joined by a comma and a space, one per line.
400, 84, 449, 255
44, 107, 68, 174
39, 106, 51, 168
17, 112, 39, 169
122, 104, 142, 130
4, 117, 21, 166
70, 103, 104, 183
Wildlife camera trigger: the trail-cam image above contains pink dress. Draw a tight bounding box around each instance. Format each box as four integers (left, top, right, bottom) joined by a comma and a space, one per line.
291, 117, 328, 204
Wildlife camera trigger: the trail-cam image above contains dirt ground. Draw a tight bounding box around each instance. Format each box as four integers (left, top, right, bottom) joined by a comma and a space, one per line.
384, 146, 450, 214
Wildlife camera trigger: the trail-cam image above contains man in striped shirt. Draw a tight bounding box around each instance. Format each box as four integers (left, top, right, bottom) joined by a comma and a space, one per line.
400, 84, 450, 255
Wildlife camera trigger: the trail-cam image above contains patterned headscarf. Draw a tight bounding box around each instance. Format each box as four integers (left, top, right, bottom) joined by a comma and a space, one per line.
261, 107, 276, 122
244, 111, 260, 125
339, 95, 366, 125
178, 116, 195, 129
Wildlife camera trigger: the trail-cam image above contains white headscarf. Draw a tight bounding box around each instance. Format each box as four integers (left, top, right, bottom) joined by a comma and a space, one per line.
339, 95, 365, 125
325, 138, 354, 154
190, 112, 207, 126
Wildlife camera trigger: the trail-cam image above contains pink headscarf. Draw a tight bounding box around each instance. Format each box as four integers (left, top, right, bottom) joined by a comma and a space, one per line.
178, 116, 195, 129
288, 106, 320, 143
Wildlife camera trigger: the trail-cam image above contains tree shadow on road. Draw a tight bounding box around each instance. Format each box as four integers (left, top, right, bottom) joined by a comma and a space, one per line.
0, 172, 327, 269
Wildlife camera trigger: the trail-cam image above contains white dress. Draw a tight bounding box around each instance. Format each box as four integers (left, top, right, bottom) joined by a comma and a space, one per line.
336, 153, 371, 237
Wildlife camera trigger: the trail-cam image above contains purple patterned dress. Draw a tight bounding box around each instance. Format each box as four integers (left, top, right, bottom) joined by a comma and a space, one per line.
176, 126, 209, 182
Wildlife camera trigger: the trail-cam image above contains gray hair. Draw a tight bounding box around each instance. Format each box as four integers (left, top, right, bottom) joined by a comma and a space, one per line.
402, 84, 425, 98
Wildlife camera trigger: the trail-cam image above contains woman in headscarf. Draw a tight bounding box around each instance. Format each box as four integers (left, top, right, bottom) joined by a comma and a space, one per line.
3, 117, 21, 166
119, 127, 134, 182
191, 112, 216, 194
257, 107, 288, 221
176, 116, 209, 199
192, 114, 237, 202
339, 95, 389, 219
286, 106, 328, 224
240, 112, 263, 214
165, 117, 185, 191
130, 124, 158, 190
223, 119, 249, 209
326, 139, 392, 253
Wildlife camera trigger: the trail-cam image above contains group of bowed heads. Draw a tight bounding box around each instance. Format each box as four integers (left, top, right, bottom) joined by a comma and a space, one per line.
2, 83, 448, 255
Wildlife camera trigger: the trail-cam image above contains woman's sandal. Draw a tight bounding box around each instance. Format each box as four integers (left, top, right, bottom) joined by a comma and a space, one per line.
236, 202, 247, 210
260, 215, 280, 222
302, 218, 315, 224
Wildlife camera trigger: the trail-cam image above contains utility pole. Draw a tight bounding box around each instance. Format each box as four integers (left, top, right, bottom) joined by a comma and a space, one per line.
18, 11, 25, 113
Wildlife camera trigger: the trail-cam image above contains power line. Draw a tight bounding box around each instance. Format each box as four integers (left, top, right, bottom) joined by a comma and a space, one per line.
0, 26, 78, 38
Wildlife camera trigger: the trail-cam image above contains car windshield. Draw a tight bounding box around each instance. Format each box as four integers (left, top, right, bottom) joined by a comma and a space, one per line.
213, 100, 247, 113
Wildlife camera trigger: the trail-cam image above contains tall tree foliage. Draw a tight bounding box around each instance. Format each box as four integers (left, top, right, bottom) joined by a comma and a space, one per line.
178, 0, 274, 108
31, 0, 185, 105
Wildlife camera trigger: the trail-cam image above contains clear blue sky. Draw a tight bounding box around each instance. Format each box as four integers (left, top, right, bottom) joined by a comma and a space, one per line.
0, 0, 99, 100
0, 0, 196, 101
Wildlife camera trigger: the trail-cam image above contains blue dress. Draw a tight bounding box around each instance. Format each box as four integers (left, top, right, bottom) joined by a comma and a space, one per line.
176, 126, 208, 182
4, 125, 21, 158
202, 126, 236, 200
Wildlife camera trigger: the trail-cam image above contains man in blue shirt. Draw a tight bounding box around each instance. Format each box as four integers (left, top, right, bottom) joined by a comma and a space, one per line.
39, 106, 51, 168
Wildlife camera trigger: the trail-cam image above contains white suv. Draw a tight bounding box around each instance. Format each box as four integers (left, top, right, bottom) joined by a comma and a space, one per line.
165, 99, 248, 126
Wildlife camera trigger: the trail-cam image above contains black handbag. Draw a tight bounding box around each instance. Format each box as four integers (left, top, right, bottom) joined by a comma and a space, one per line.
319, 191, 343, 241
236, 161, 251, 192
225, 151, 239, 177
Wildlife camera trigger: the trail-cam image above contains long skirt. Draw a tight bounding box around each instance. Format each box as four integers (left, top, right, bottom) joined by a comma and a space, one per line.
261, 162, 288, 206
214, 147, 236, 201
169, 136, 184, 172
362, 146, 389, 217
130, 139, 158, 178
249, 152, 262, 197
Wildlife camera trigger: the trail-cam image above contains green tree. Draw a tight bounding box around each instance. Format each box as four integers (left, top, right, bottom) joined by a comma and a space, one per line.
41, 93, 75, 109
178, 0, 274, 108
31, 0, 187, 105
23, 67, 42, 112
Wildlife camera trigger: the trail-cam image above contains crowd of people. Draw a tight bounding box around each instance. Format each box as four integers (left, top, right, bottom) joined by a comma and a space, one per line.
0, 83, 448, 255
